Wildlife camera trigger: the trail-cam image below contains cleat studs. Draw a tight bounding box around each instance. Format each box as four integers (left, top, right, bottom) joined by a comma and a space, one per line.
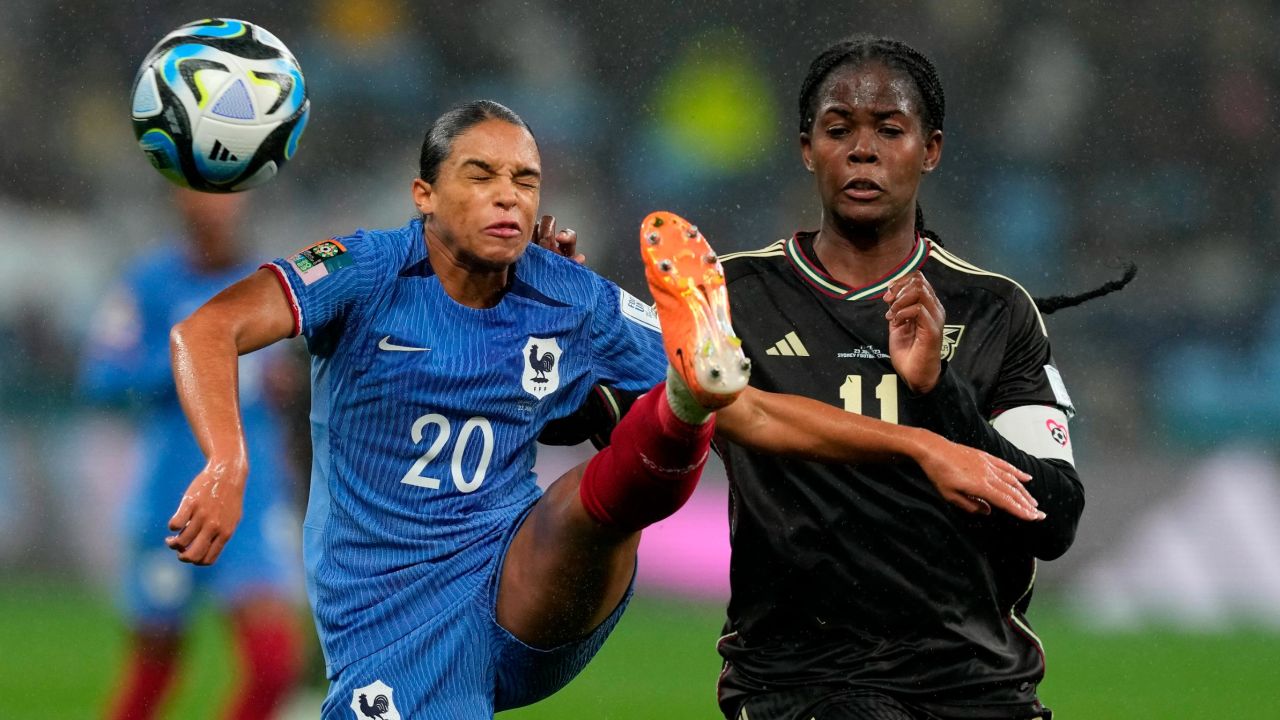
658, 259, 673, 272
653, 217, 665, 227
704, 252, 717, 264
686, 225, 699, 237
740, 358, 752, 372
710, 366, 723, 379
646, 232, 660, 245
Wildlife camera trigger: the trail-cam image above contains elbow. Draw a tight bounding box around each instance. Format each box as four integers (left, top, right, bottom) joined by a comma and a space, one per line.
1034, 478, 1084, 561
1034, 524, 1077, 561
169, 318, 195, 362
169, 308, 218, 366
170, 306, 215, 353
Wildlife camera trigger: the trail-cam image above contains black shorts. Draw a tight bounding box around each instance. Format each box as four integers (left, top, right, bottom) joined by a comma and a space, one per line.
726, 687, 1051, 720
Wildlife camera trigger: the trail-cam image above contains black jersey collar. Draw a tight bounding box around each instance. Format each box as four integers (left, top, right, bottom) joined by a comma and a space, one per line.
785, 231, 930, 301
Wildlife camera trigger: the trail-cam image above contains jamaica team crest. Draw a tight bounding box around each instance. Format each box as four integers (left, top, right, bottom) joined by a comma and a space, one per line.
940, 324, 965, 361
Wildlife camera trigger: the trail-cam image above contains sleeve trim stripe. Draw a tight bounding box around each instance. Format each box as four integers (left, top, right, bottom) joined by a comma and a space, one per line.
929, 242, 1048, 337
260, 262, 302, 338
718, 239, 787, 262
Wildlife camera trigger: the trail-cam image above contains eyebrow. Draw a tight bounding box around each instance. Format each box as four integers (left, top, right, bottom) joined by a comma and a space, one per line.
820, 106, 907, 120
461, 158, 541, 179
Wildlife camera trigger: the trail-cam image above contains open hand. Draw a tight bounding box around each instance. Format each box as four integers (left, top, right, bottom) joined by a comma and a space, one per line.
916, 436, 1044, 521
165, 459, 247, 565
884, 271, 944, 394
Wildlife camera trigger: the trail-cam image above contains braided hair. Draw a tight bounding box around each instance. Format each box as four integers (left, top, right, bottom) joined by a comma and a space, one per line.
798, 36, 1134, 313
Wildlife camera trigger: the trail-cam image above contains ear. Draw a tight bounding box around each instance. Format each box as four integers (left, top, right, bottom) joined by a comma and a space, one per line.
412, 178, 434, 215
921, 129, 943, 174
800, 132, 815, 173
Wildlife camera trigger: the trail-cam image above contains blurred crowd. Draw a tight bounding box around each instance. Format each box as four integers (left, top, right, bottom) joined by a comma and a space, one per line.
1, 0, 1278, 623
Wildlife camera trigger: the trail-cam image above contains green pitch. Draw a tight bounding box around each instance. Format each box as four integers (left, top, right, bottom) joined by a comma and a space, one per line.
5, 578, 1278, 719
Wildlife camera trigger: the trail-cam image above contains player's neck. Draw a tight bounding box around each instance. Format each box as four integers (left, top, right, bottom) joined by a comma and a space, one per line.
424, 233, 509, 309
436, 266, 509, 308
814, 218, 918, 288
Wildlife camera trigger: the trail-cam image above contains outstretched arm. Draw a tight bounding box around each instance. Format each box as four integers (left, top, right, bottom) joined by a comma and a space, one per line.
716, 388, 1043, 521
885, 271, 1083, 559
900, 371, 1082, 559
165, 268, 297, 565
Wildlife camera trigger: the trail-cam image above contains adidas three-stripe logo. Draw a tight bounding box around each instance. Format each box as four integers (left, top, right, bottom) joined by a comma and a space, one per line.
765, 331, 809, 357
208, 140, 239, 162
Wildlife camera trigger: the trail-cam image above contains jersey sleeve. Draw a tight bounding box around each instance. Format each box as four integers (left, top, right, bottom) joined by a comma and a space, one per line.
587, 276, 667, 393
986, 290, 1075, 417
263, 231, 399, 351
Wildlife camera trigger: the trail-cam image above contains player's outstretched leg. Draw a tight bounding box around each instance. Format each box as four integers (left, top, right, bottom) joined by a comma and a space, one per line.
493, 214, 747, 701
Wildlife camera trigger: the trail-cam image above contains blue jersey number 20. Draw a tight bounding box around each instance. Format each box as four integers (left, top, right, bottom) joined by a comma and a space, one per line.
400, 413, 494, 493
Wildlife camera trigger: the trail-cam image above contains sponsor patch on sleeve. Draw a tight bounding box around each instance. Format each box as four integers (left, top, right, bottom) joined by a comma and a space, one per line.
1044, 364, 1075, 415
287, 239, 352, 285
619, 288, 661, 332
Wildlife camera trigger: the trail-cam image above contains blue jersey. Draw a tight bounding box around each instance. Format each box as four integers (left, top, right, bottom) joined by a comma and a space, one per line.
81, 245, 290, 535
266, 218, 666, 675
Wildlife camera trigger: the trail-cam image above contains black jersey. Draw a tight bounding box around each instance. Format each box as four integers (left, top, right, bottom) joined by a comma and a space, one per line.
716, 231, 1078, 720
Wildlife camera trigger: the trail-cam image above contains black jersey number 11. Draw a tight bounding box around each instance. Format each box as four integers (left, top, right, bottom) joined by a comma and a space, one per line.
839, 373, 899, 424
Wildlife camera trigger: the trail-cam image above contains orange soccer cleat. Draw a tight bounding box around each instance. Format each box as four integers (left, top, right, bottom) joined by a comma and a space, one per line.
640, 211, 750, 409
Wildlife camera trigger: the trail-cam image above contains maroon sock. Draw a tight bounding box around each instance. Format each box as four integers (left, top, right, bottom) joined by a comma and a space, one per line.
579, 382, 714, 532
107, 645, 179, 720
225, 617, 302, 720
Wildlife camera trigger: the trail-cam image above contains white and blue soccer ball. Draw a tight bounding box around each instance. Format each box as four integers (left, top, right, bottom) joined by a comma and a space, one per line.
130, 18, 309, 192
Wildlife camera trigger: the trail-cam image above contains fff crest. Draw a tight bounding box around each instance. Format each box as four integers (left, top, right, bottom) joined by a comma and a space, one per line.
522, 336, 562, 399
350, 679, 401, 720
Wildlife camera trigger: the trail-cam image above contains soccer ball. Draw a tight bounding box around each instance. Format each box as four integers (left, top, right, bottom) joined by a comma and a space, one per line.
130, 18, 310, 192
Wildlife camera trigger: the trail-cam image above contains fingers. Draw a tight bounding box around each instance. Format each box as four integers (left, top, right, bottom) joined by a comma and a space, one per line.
990, 456, 1032, 483
885, 270, 936, 301
885, 274, 943, 327
166, 494, 236, 565
168, 519, 231, 565
186, 530, 229, 566
980, 462, 1045, 521
950, 493, 991, 515
165, 516, 201, 552
535, 216, 582, 262
168, 497, 193, 533
535, 215, 556, 250
555, 227, 578, 258
887, 303, 928, 328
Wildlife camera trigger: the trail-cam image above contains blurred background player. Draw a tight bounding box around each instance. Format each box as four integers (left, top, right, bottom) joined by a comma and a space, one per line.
80, 188, 305, 720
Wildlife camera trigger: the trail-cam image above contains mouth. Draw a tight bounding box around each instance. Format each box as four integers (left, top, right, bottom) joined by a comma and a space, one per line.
842, 178, 884, 200
483, 220, 523, 239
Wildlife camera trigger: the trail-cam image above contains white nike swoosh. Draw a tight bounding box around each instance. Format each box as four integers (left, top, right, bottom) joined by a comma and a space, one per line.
378, 336, 430, 352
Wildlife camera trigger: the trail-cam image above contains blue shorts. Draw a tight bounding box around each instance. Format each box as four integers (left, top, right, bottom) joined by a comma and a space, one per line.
121, 500, 302, 628
320, 507, 635, 719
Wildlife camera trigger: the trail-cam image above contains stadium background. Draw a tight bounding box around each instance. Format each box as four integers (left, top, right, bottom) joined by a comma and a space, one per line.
2, 0, 1278, 717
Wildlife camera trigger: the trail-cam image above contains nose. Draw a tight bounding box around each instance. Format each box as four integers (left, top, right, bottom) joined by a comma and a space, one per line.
848, 128, 878, 164
492, 177, 519, 210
